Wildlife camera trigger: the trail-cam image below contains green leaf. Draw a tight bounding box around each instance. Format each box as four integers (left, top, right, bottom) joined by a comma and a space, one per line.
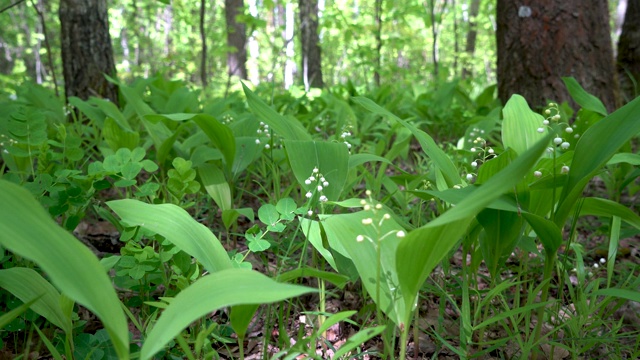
107, 199, 232, 273
148, 113, 236, 171
331, 325, 386, 359
242, 83, 311, 141
276, 197, 297, 220
556, 95, 640, 224
501, 94, 547, 155
322, 211, 408, 326
477, 209, 523, 278
352, 96, 461, 188
248, 238, 271, 252
276, 267, 350, 289
0, 296, 40, 330
102, 117, 140, 151
578, 197, 640, 230
396, 134, 551, 327
521, 213, 563, 256
0, 180, 129, 360
592, 288, 640, 303
607, 153, 640, 166
284, 140, 349, 201
562, 77, 608, 116
199, 163, 232, 212
258, 204, 280, 227
0, 268, 72, 335
348, 153, 392, 169
300, 218, 339, 271
139, 269, 315, 360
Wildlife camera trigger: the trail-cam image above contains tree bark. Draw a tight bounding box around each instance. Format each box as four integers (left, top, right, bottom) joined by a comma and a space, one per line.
462, 0, 480, 78
59, 0, 118, 104
200, 0, 208, 86
225, 0, 247, 79
496, 0, 618, 112
617, 0, 640, 103
374, 0, 382, 86
299, 0, 323, 89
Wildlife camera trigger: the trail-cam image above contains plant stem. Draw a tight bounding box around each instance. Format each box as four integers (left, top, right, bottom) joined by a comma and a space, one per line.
531, 252, 556, 359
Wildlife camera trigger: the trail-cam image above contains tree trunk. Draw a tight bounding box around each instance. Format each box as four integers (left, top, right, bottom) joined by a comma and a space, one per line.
199, 0, 208, 86
59, 0, 118, 104
284, 2, 295, 89
496, 0, 618, 112
299, 0, 323, 89
374, 0, 382, 86
225, 0, 247, 79
617, 0, 640, 103
462, 0, 480, 78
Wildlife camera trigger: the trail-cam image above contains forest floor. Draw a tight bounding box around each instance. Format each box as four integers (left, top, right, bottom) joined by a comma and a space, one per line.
68, 178, 640, 360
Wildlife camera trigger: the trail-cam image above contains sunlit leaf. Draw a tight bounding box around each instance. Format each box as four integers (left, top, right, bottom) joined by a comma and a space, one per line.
139, 269, 315, 360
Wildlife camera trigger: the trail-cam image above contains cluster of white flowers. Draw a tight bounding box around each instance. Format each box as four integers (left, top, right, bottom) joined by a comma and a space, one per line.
255, 121, 276, 149
465, 133, 496, 183
340, 128, 354, 154
537, 102, 578, 150
221, 114, 234, 125
356, 190, 406, 244
304, 167, 329, 216
0, 134, 17, 154
532, 103, 577, 178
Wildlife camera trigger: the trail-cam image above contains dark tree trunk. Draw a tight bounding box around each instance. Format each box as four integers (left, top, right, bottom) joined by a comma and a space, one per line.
299, 0, 323, 89
200, 0, 208, 86
374, 0, 382, 86
225, 0, 247, 79
617, 0, 640, 103
59, 0, 118, 104
462, 0, 480, 79
496, 0, 618, 112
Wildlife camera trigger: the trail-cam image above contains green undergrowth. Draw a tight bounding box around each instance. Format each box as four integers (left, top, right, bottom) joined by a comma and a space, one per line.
0, 77, 639, 359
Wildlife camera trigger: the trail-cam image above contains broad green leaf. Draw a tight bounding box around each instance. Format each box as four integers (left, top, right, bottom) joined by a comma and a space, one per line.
242, 83, 311, 141
276, 197, 297, 220
348, 153, 393, 169
103, 118, 140, 151
578, 197, 640, 230
148, 113, 236, 171
477, 209, 523, 278
276, 267, 350, 289
68, 97, 107, 125
139, 268, 315, 360
232, 137, 264, 178
0, 180, 129, 360
556, 95, 640, 225
331, 325, 386, 359
0, 296, 40, 330
562, 77, 608, 116
0, 268, 72, 335
592, 288, 640, 303
322, 211, 408, 326
229, 304, 259, 345
248, 238, 271, 252
107, 199, 232, 273
396, 134, 551, 326
258, 204, 280, 227
501, 94, 547, 155
316, 310, 357, 335
114, 80, 171, 151
353, 96, 461, 188
199, 163, 232, 211
607, 152, 640, 166
521, 213, 562, 256
300, 218, 339, 271
284, 140, 349, 201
